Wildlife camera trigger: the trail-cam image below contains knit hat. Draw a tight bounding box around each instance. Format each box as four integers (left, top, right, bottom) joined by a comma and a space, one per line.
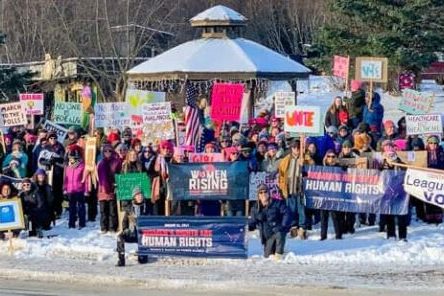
35, 168, 47, 176
132, 186, 142, 198
267, 142, 278, 150
351, 80, 363, 92
326, 126, 338, 134
357, 122, 369, 133
383, 120, 395, 129
338, 125, 349, 132
427, 135, 440, 144
342, 140, 353, 148
48, 131, 57, 139
68, 145, 83, 159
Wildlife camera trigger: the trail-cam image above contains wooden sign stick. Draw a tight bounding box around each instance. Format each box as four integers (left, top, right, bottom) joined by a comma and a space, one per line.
387, 160, 444, 174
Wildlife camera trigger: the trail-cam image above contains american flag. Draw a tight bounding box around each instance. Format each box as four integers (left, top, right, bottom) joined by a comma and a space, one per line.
185, 83, 201, 147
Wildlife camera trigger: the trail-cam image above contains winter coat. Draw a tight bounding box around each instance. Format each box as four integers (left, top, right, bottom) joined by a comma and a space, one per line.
261, 155, 281, 173
122, 200, 148, 236
325, 109, 349, 128
427, 146, 444, 170
19, 184, 50, 227
363, 93, 384, 133
248, 199, 291, 244
344, 89, 366, 119
376, 132, 399, 152
3, 151, 28, 178
278, 153, 314, 198
310, 135, 336, 160
97, 155, 122, 201
63, 161, 87, 194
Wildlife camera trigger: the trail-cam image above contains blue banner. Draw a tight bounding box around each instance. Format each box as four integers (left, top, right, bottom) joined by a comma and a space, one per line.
303, 166, 409, 215
168, 161, 249, 200
137, 216, 247, 258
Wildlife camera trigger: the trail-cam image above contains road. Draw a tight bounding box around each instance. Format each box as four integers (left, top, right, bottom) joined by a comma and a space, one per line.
1, 278, 444, 296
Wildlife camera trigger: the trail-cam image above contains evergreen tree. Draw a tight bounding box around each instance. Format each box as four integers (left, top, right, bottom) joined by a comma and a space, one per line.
306, 0, 444, 87
0, 32, 34, 101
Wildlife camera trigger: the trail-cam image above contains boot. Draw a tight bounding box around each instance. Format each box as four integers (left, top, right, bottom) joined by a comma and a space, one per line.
297, 228, 307, 240
138, 255, 148, 264
116, 253, 125, 267
289, 226, 299, 238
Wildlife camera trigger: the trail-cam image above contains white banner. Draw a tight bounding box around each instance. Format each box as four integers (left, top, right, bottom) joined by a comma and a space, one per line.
140, 102, 174, 145
0, 102, 27, 126
404, 168, 444, 209
94, 102, 130, 128
274, 91, 295, 118
43, 120, 68, 144
405, 114, 442, 136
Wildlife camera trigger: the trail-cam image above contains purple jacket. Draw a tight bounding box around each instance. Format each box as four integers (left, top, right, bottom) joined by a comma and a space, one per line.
63, 162, 87, 194
97, 156, 122, 201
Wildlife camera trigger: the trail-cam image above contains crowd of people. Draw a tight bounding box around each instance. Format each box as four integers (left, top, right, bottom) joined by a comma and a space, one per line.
0, 79, 443, 260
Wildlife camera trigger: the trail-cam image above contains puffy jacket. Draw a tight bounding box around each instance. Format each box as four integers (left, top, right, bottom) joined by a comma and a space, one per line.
19, 184, 49, 227
63, 162, 87, 194
363, 93, 384, 133
248, 199, 291, 244
344, 89, 366, 119
97, 155, 122, 201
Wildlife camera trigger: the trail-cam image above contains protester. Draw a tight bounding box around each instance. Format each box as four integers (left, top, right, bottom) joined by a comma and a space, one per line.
363, 92, 384, 136
324, 96, 349, 129
343, 80, 366, 128
424, 135, 444, 224
19, 178, 49, 238
3, 139, 28, 178
248, 184, 291, 258
33, 168, 54, 229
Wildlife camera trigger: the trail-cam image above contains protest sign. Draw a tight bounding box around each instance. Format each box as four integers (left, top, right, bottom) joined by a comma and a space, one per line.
274, 91, 295, 118
355, 57, 388, 83
396, 151, 428, 168
249, 171, 281, 201
176, 121, 186, 146
303, 165, 409, 215
0, 102, 27, 127
94, 102, 130, 128
399, 72, 416, 90
405, 114, 442, 136
19, 93, 44, 115
168, 162, 249, 200
333, 55, 350, 79
53, 102, 82, 125
284, 105, 322, 135
116, 173, 151, 201
140, 102, 174, 145
399, 89, 435, 115
0, 198, 25, 232
84, 137, 97, 172
137, 216, 247, 259
0, 174, 24, 191
404, 168, 444, 209
338, 157, 368, 169
210, 83, 244, 122
188, 153, 224, 163
126, 89, 165, 119
43, 120, 68, 144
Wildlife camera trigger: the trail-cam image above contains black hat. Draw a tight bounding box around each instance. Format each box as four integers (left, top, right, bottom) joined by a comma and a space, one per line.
357, 123, 369, 133
289, 138, 300, 148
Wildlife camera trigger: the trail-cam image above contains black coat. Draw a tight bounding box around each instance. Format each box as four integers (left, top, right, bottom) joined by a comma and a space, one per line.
249, 199, 291, 244
19, 184, 50, 227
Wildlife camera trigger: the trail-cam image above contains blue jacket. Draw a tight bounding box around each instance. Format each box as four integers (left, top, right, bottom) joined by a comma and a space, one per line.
363, 92, 384, 132
248, 199, 291, 244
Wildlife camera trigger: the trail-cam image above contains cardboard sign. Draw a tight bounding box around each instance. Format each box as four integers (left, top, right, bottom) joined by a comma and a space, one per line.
355, 57, 388, 83
210, 83, 244, 122
116, 173, 151, 200
94, 103, 130, 128
404, 169, 444, 209
0, 198, 25, 231
43, 120, 68, 144
0, 102, 27, 127
188, 153, 224, 163
19, 93, 44, 115
406, 114, 442, 136
140, 102, 174, 145
399, 89, 435, 115
284, 105, 322, 135
84, 136, 97, 171
362, 151, 428, 169
333, 55, 350, 79
53, 102, 82, 125
274, 91, 295, 118
338, 157, 368, 169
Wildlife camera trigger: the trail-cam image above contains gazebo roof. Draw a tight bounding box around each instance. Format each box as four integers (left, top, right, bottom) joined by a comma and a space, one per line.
190, 5, 247, 27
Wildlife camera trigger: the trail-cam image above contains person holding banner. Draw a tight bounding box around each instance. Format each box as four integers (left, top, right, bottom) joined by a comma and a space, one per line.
3, 140, 28, 178
19, 178, 49, 238
0, 180, 21, 239
248, 184, 291, 259
424, 136, 444, 224
363, 92, 384, 136
343, 80, 366, 129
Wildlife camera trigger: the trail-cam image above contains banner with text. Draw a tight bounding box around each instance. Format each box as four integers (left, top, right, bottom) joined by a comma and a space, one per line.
405, 114, 442, 136
404, 168, 444, 209
94, 102, 130, 128
168, 162, 249, 200
210, 83, 244, 122
355, 57, 388, 83
42, 120, 68, 144
274, 91, 295, 118
248, 171, 281, 201
19, 93, 44, 115
116, 173, 151, 200
303, 165, 409, 215
141, 102, 174, 145
137, 216, 247, 258
0, 102, 27, 127
284, 105, 322, 135
333, 55, 350, 79
53, 102, 82, 125
188, 153, 224, 163
399, 89, 434, 115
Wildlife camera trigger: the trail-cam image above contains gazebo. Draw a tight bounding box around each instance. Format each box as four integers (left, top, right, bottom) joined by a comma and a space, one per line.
126, 5, 311, 113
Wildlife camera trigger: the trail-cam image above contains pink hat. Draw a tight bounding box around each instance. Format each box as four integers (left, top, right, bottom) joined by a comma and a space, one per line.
384, 120, 395, 128
159, 140, 174, 151
351, 80, 363, 92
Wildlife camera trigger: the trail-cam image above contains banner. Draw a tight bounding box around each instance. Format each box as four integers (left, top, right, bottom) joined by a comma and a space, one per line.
404, 168, 444, 209
0, 102, 27, 127
137, 216, 247, 258
284, 105, 322, 135
19, 93, 44, 115
361, 151, 428, 169
140, 102, 174, 145
399, 89, 434, 115
0, 198, 25, 232
84, 137, 96, 171
210, 83, 244, 122
274, 91, 295, 118
94, 102, 130, 128
0, 174, 24, 191
188, 153, 224, 163
355, 57, 388, 83
116, 173, 151, 200
249, 171, 281, 201
53, 102, 82, 125
42, 120, 68, 144
303, 165, 409, 215
168, 162, 249, 200
333, 55, 350, 79
405, 114, 442, 136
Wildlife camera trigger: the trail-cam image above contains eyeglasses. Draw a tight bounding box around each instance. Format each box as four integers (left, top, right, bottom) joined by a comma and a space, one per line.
429, 142, 439, 145
22, 183, 31, 187
49, 137, 56, 140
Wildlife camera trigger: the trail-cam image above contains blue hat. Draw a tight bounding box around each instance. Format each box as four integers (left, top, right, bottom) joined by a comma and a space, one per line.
35, 168, 47, 176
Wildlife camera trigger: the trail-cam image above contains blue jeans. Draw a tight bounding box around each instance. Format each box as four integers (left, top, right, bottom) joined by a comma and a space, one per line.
68, 192, 86, 228
286, 194, 306, 229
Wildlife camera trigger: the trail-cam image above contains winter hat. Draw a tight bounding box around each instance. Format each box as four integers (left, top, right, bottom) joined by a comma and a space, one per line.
107, 132, 120, 144
326, 126, 338, 134
68, 126, 77, 134
205, 142, 216, 150
351, 80, 363, 92
132, 186, 142, 198
159, 140, 174, 151
338, 125, 349, 132
48, 131, 57, 139
35, 168, 47, 176
357, 122, 369, 133
342, 140, 353, 148
427, 135, 440, 144
267, 142, 278, 150
383, 120, 395, 129
393, 139, 407, 151
10, 158, 21, 166
68, 145, 83, 159
21, 178, 32, 184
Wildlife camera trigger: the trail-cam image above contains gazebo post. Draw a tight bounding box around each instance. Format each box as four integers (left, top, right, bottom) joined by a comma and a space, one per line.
248, 80, 256, 120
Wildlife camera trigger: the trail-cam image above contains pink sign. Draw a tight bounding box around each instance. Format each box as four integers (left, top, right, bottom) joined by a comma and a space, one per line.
210, 83, 244, 122
19, 93, 44, 115
188, 153, 224, 163
333, 55, 350, 79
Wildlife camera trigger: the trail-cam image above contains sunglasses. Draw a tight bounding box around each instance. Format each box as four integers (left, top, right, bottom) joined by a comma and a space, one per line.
22, 183, 31, 187
429, 142, 439, 144
327, 155, 336, 158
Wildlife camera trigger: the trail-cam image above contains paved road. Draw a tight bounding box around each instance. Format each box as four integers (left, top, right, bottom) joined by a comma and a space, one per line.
1, 278, 444, 296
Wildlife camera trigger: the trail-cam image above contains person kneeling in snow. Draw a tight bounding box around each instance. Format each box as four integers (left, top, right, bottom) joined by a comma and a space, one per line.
116, 186, 148, 266
248, 184, 291, 258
